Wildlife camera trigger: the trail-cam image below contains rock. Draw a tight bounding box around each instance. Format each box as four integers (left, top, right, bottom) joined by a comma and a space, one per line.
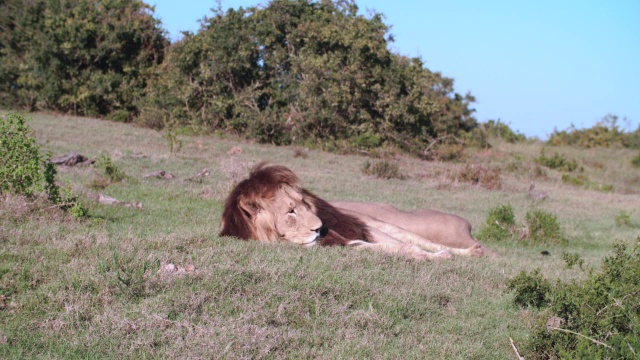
143, 170, 175, 179
50, 152, 93, 166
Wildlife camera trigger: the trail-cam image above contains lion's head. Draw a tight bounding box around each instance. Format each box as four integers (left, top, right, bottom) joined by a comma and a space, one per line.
220, 163, 328, 246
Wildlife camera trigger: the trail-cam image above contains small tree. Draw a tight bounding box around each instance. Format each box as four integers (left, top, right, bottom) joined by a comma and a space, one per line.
0, 113, 43, 196
0, 113, 88, 217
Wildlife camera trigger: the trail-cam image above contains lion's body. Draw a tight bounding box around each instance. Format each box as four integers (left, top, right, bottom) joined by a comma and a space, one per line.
330, 201, 480, 250
220, 164, 484, 260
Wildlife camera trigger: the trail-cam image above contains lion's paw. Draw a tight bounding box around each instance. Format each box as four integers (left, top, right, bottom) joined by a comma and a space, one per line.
430, 250, 454, 261
468, 243, 485, 257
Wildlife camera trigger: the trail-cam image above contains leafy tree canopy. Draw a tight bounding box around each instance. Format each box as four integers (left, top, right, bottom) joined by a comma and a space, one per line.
0, 0, 168, 120
138, 0, 477, 155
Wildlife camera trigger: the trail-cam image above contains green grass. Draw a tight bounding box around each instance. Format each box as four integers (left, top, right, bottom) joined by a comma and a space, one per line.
1, 112, 640, 358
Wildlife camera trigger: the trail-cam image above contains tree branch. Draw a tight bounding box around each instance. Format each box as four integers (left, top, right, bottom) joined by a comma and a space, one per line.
547, 327, 612, 349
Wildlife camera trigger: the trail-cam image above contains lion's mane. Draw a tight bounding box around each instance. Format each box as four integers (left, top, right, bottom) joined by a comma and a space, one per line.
220, 163, 371, 246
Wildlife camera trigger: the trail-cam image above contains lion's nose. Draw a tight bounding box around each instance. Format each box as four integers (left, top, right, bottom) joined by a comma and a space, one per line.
316, 226, 329, 238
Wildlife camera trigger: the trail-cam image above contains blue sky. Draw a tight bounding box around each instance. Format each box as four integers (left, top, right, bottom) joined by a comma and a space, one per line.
151, 0, 640, 139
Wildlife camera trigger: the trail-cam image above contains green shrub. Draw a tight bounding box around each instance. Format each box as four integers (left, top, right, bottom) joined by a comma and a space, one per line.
469, 119, 526, 146
548, 114, 640, 149
535, 149, 580, 172
0, 0, 167, 118
505, 269, 551, 308
97, 155, 127, 183
0, 113, 88, 217
509, 240, 640, 358
89, 155, 131, 190
477, 204, 516, 241
361, 160, 405, 180
562, 174, 614, 192
525, 209, 566, 245
479, 205, 566, 245
0, 113, 43, 196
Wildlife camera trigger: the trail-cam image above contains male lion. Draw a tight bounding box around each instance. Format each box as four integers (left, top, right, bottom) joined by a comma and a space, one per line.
220, 163, 485, 260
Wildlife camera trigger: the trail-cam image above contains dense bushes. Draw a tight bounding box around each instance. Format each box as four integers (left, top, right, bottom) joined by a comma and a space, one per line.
0, 0, 167, 120
548, 114, 640, 149
466, 119, 526, 148
534, 150, 580, 172
3, 0, 637, 158
1, 0, 478, 155
138, 0, 477, 155
478, 204, 566, 245
507, 240, 640, 358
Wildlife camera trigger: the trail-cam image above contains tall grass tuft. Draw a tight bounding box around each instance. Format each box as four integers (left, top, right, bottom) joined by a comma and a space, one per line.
361, 160, 406, 179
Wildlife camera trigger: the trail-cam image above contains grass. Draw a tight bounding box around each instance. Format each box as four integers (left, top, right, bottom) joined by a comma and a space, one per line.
1, 111, 640, 358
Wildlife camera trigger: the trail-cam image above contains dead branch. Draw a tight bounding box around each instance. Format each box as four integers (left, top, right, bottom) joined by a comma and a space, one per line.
547, 326, 612, 349
421, 134, 463, 159
185, 168, 210, 182
509, 337, 525, 360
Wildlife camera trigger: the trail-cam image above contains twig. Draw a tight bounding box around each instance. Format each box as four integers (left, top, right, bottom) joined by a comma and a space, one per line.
422, 134, 463, 157
547, 326, 612, 349
596, 291, 638, 316
509, 337, 525, 360
46, 201, 78, 210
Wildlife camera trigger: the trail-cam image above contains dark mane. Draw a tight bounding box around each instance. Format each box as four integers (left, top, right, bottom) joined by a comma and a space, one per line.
219, 163, 299, 240
220, 163, 371, 246
302, 189, 371, 246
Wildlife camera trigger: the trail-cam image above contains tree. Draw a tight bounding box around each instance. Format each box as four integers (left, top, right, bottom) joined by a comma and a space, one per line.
139, 0, 477, 155
0, 0, 168, 120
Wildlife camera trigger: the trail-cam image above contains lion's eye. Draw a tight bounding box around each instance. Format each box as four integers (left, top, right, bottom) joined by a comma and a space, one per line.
288, 208, 296, 215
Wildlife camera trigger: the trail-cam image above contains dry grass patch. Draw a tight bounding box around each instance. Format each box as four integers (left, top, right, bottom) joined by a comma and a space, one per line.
446, 164, 502, 190
361, 160, 406, 180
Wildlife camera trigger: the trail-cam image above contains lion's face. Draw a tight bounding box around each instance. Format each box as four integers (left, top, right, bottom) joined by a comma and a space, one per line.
259, 186, 324, 246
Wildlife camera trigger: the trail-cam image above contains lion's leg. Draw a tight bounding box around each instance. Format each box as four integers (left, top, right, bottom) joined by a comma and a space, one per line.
338, 208, 482, 257
331, 202, 484, 255
354, 227, 453, 261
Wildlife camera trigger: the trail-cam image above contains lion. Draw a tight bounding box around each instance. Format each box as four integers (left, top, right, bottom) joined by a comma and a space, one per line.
220, 163, 485, 260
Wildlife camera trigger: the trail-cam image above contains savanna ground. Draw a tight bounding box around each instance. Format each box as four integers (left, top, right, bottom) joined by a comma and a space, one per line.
1, 112, 639, 359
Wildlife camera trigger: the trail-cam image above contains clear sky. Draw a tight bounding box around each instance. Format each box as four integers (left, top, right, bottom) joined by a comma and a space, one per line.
151, 0, 640, 139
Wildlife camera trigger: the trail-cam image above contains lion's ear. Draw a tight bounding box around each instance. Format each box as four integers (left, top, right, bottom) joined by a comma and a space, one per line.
239, 197, 260, 218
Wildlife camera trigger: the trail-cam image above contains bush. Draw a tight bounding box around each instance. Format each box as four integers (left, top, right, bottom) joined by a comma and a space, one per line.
506, 269, 551, 308
361, 160, 405, 180
0, 113, 87, 217
534, 149, 580, 172
0, 0, 167, 118
509, 240, 640, 358
548, 114, 639, 149
0, 113, 43, 196
138, 1, 478, 155
89, 154, 131, 190
562, 174, 614, 193
468, 119, 526, 147
477, 204, 517, 241
525, 209, 566, 245
478, 205, 566, 245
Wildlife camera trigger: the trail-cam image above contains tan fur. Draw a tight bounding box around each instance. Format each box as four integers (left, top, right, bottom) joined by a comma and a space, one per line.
220, 164, 485, 260
331, 202, 485, 257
